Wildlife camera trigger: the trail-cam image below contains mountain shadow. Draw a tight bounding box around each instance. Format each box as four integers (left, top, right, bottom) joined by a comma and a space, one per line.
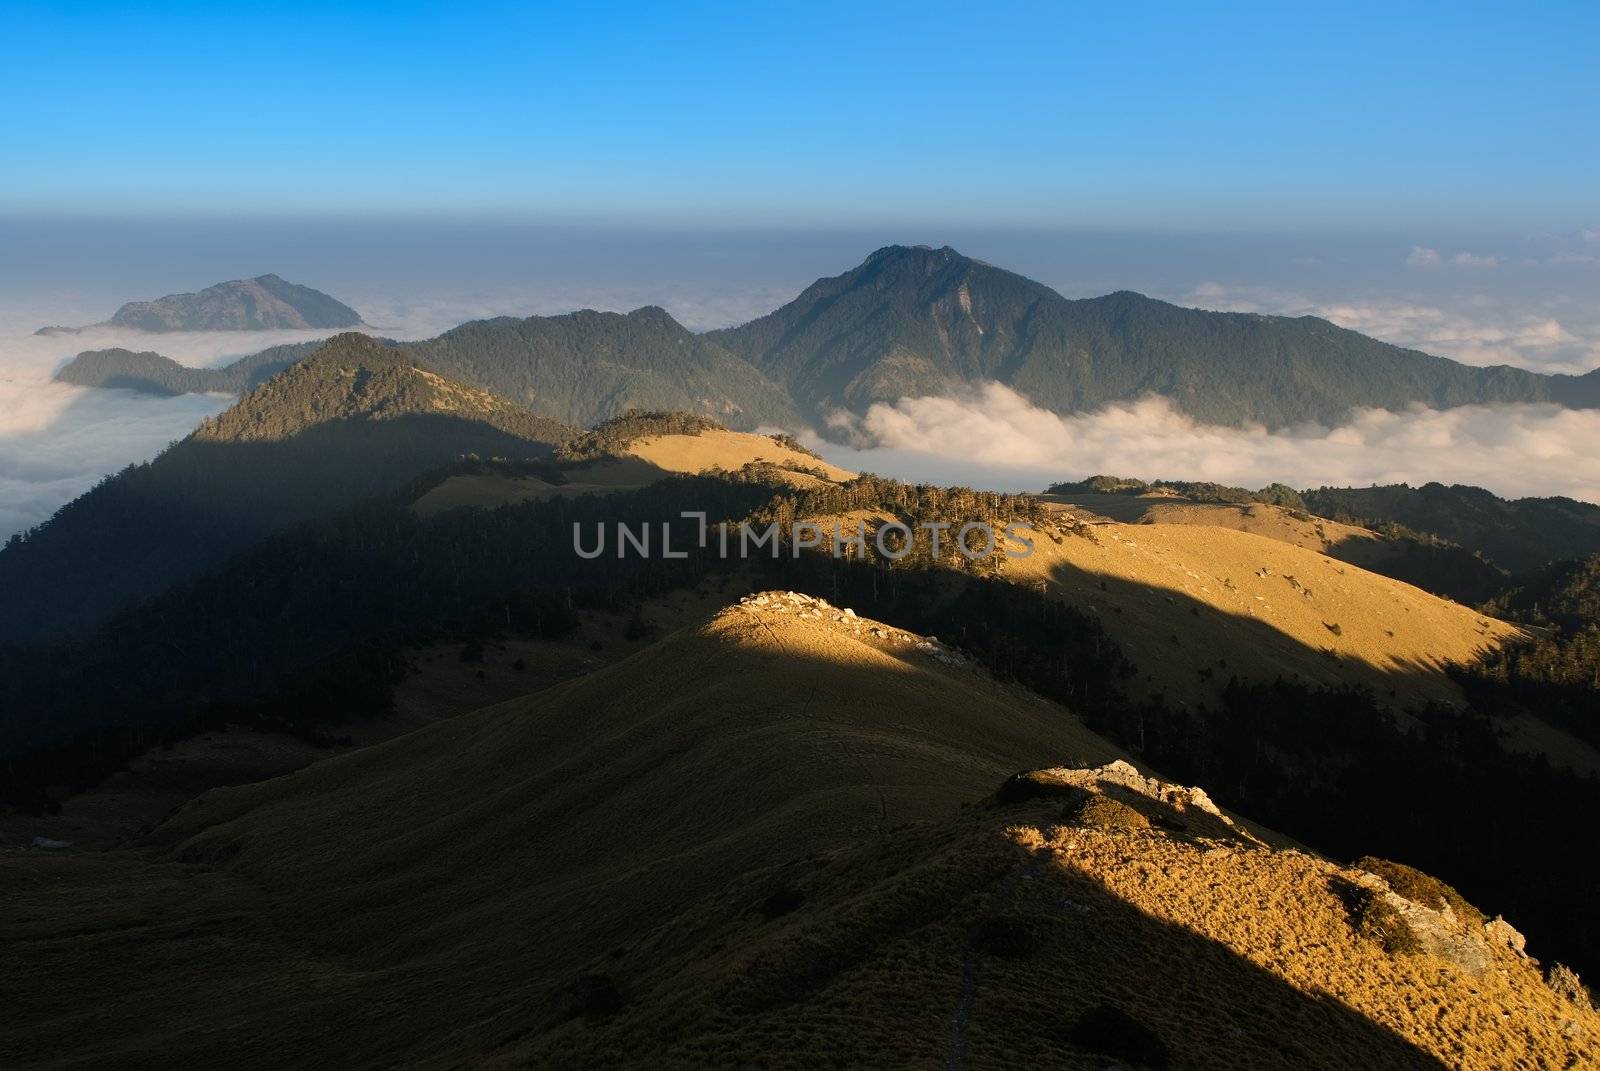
0, 334, 571, 644
1, 614, 1468, 1069
7, 463, 1600, 988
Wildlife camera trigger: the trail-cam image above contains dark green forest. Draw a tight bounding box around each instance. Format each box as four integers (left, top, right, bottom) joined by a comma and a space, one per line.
1304, 483, 1600, 574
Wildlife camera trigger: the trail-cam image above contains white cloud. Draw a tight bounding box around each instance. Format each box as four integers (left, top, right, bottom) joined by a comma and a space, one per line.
0, 379, 231, 538
1405, 247, 1498, 269
0, 323, 339, 540
814, 385, 1600, 504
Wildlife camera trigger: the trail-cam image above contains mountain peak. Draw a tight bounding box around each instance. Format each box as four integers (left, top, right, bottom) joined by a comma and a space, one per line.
865, 242, 968, 265
625, 304, 680, 326
77, 274, 366, 332
196, 333, 568, 445
711, 246, 1586, 427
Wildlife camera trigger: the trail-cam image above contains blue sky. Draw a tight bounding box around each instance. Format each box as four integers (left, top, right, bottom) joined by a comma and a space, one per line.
4, 1, 1596, 228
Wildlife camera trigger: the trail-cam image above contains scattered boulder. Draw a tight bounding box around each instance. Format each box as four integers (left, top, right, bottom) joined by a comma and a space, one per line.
1484, 915, 1529, 958
1548, 963, 1595, 1010
1342, 861, 1503, 972
990, 761, 1259, 845
1354, 857, 1485, 927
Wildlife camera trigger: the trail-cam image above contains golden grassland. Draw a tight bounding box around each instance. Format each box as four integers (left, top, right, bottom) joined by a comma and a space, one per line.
624, 430, 856, 485
412, 430, 854, 516
1003, 519, 1521, 709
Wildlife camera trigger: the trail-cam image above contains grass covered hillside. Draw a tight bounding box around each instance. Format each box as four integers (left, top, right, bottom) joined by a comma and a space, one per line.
5, 595, 1593, 1069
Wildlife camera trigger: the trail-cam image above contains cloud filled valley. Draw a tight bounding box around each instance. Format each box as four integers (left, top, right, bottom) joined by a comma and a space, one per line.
818, 385, 1600, 504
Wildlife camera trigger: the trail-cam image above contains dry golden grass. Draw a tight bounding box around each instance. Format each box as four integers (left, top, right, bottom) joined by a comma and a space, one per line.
626, 430, 855, 485
413, 431, 854, 516
502, 765, 1598, 1070
0, 595, 1116, 1068
1002, 519, 1521, 709
1041, 491, 1377, 555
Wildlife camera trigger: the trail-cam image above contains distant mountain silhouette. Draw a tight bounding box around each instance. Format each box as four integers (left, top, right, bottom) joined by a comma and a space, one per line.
56, 306, 797, 431
710, 244, 1600, 426
36, 274, 362, 333
44, 247, 1600, 430
0, 334, 571, 643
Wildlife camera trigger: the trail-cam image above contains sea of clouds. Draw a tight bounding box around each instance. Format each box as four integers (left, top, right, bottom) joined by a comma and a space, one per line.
0, 320, 347, 539
0, 281, 792, 541
816, 385, 1600, 504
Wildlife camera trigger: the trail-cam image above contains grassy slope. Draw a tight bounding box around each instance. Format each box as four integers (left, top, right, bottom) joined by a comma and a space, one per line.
5, 598, 1591, 1069
412, 429, 856, 516
2, 598, 1122, 1068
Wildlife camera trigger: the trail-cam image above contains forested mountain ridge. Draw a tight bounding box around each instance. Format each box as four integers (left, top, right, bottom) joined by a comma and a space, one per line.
58, 306, 799, 430
54, 340, 324, 395
403, 305, 799, 429
0, 334, 571, 644
709, 244, 1600, 426
195, 332, 571, 444
1303, 483, 1600, 574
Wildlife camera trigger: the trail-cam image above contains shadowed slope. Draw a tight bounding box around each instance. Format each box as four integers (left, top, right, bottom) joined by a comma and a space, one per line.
1041, 491, 1513, 605
0, 334, 571, 643
3, 597, 1123, 1068
1303, 482, 1600, 574
7, 597, 1591, 1069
